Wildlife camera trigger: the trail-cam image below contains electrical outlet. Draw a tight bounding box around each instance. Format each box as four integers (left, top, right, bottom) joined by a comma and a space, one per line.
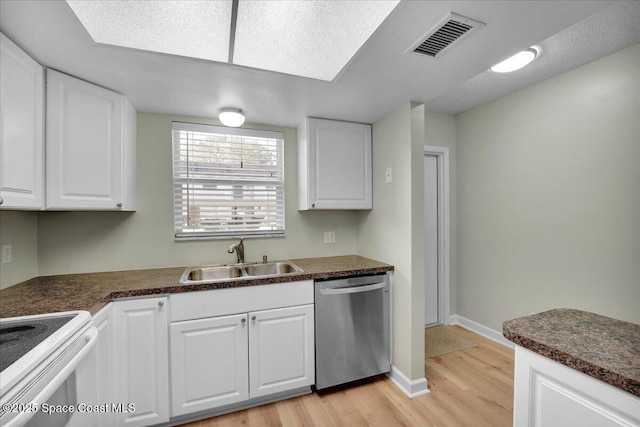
324, 231, 336, 244
2, 245, 11, 264
385, 167, 392, 184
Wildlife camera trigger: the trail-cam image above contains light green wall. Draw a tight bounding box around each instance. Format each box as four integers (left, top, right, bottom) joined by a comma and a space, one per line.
455, 43, 640, 330
424, 112, 457, 316
409, 103, 426, 378
357, 102, 426, 381
36, 114, 358, 275
0, 211, 39, 289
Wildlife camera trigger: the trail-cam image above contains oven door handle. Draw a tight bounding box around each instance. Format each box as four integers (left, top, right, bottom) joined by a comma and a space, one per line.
4, 327, 98, 427
318, 282, 386, 295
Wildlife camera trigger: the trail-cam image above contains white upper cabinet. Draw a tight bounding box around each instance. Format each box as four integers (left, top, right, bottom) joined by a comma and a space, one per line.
298, 117, 372, 210
46, 69, 136, 210
0, 33, 44, 210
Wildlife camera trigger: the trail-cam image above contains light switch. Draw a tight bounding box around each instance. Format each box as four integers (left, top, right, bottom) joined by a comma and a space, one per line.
385, 167, 392, 184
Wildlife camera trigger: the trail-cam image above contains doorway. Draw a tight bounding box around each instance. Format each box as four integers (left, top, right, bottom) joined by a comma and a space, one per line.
424, 146, 450, 327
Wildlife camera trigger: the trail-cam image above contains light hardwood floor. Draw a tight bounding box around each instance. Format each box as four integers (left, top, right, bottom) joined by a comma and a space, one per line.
180, 326, 515, 427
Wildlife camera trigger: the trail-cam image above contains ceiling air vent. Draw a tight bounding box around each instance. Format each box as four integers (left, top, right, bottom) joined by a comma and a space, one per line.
408, 13, 485, 59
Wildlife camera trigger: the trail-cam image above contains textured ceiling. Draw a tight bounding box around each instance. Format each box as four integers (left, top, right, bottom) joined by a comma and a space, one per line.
426, 1, 640, 114
0, 0, 637, 127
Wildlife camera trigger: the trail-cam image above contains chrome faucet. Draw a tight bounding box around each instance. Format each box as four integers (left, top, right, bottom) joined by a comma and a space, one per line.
227, 239, 245, 264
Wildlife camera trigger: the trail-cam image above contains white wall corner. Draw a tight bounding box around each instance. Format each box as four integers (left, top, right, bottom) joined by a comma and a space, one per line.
387, 365, 430, 398
448, 314, 515, 349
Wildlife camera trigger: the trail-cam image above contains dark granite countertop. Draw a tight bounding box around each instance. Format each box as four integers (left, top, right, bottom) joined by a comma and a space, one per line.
0, 255, 393, 318
503, 308, 640, 397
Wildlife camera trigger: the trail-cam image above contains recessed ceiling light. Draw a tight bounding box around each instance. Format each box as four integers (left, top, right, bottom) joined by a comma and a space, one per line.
65, 0, 400, 82
219, 108, 245, 127
490, 48, 537, 73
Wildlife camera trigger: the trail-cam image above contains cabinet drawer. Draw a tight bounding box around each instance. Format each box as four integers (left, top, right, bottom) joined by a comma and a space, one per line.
169, 280, 313, 322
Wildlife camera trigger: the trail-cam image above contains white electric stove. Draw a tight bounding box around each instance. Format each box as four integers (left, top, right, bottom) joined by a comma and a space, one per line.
0, 311, 97, 427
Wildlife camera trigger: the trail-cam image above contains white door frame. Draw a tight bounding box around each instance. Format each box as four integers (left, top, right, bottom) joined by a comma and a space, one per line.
424, 146, 450, 325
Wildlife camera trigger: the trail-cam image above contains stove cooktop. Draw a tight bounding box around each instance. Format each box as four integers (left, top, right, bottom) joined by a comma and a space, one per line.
0, 315, 77, 372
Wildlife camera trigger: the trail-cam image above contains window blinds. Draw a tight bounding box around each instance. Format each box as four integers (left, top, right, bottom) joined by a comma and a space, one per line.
172, 122, 285, 239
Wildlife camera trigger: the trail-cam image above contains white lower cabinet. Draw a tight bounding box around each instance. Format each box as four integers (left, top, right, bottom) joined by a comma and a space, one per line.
514, 346, 640, 427
170, 313, 249, 416
170, 304, 315, 417
111, 297, 170, 427
249, 305, 315, 399
169, 281, 315, 419
91, 282, 314, 425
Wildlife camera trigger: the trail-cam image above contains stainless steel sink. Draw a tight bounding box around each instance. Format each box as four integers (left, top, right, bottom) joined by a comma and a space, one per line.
179, 261, 303, 284
186, 266, 243, 281
244, 262, 302, 276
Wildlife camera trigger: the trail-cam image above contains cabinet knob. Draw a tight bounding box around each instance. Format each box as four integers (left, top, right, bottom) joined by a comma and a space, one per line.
241, 318, 246, 323
158, 301, 164, 307
0, 197, 3, 205
251, 315, 257, 321
311, 203, 315, 208
116, 203, 123, 208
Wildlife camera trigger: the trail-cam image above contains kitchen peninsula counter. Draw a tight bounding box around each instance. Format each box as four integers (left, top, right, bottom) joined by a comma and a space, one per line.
0, 255, 393, 318
503, 308, 640, 398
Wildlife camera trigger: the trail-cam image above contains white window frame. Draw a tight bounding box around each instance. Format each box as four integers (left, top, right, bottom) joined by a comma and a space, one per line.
172, 122, 285, 240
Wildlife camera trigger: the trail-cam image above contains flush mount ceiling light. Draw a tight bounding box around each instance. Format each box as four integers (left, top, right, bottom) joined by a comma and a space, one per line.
218, 108, 245, 127
65, 0, 400, 81
490, 48, 538, 73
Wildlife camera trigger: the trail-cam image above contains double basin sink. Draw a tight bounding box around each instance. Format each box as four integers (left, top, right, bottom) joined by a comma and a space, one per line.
180, 261, 303, 284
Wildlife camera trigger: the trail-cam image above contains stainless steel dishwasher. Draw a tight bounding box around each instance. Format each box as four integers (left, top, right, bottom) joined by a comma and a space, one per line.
314, 274, 391, 390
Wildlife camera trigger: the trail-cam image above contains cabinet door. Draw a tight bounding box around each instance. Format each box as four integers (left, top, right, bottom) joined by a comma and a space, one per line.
0, 33, 44, 210
170, 314, 249, 416
514, 346, 640, 426
299, 118, 372, 210
112, 297, 169, 427
249, 304, 314, 399
46, 69, 124, 210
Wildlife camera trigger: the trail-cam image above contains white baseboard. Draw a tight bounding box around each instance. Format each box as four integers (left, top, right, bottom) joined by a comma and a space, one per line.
387, 365, 430, 398
448, 314, 514, 349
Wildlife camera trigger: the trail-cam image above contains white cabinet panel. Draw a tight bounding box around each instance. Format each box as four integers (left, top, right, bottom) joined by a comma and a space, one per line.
298, 117, 372, 210
249, 304, 315, 399
170, 280, 314, 322
92, 304, 114, 426
514, 346, 640, 427
46, 69, 136, 210
0, 33, 44, 210
112, 297, 169, 427
170, 314, 249, 416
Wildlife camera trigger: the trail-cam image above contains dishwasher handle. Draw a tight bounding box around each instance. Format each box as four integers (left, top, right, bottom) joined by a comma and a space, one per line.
318, 282, 386, 295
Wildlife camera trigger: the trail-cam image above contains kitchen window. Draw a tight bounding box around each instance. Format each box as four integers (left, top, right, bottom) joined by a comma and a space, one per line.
172, 122, 285, 239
